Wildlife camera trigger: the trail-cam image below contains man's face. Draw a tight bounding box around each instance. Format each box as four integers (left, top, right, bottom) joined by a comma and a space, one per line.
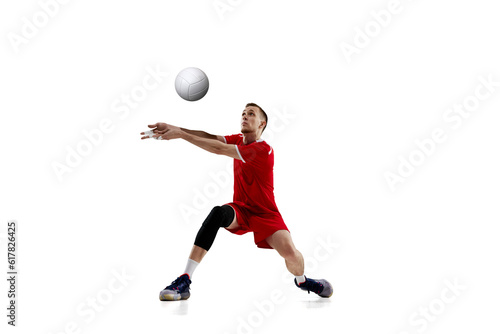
241, 106, 265, 134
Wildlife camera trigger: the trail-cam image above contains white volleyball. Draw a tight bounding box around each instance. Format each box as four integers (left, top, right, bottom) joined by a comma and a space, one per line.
175, 67, 209, 101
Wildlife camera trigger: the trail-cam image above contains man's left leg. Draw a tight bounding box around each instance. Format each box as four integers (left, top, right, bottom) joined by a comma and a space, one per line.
265, 230, 304, 276
266, 230, 333, 298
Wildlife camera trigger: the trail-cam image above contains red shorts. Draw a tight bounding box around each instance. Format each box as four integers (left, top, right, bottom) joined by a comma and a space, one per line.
224, 201, 289, 249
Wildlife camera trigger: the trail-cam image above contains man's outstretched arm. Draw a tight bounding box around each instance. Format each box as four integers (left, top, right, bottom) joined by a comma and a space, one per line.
180, 128, 226, 143
140, 123, 241, 160
178, 131, 241, 160
140, 122, 226, 143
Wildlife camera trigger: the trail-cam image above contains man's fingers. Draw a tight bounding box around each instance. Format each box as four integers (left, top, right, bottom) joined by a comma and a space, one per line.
140, 134, 163, 140
148, 123, 158, 128
152, 134, 166, 140
141, 129, 166, 140
141, 130, 157, 139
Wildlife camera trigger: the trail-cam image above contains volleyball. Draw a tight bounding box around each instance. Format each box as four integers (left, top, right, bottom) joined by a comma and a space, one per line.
174, 67, 209, 101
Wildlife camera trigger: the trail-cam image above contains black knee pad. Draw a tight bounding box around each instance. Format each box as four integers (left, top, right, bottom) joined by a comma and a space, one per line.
204, 205, 234, 228
194, 205, 235, 251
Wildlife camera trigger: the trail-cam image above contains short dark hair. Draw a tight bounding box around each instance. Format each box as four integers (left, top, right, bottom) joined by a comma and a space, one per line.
246, 102, 267, 133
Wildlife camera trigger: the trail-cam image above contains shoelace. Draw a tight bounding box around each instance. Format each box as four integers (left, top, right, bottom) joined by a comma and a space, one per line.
165, 276, 190, 291
301, 279, 324, 294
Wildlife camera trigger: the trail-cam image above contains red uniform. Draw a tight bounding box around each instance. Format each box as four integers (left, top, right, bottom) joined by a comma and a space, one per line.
223, 134, 289, 249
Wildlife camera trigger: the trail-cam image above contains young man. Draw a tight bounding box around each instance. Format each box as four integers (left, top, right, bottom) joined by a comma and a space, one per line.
140, 103, 332, 301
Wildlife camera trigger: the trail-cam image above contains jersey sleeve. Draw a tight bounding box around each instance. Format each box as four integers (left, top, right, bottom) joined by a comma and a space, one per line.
223, 134, 241, 145
236, 141, 272, 166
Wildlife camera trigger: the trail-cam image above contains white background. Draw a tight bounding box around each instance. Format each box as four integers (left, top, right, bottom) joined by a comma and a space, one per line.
1, 0, 500, 333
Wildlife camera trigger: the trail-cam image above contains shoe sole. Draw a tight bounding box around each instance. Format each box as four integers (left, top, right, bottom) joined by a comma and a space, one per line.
159, 292, 190, 301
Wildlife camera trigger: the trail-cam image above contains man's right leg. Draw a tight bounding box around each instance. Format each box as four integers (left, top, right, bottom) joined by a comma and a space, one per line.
186, 204, 238, 274
188, 245, 207, 263
159, 205, 237, 301
192, 205, 237, 258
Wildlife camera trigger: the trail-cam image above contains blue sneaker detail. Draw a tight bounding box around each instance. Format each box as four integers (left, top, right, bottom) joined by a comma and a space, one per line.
295, 276, 333, 298
159, 274, 191, 301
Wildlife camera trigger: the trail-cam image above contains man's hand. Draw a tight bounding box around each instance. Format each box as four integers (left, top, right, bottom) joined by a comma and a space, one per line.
140, 122, 180, 140
155, 128, 183, 140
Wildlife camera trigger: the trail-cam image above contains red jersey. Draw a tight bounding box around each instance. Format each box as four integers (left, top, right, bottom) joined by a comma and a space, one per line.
223, 134, 279, 215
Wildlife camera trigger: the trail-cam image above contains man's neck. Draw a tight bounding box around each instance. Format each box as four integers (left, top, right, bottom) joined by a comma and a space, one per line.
242, 132, 260, 145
